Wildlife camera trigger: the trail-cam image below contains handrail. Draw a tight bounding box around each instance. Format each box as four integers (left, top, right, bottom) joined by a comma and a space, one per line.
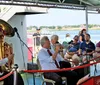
0, 71, 14, 81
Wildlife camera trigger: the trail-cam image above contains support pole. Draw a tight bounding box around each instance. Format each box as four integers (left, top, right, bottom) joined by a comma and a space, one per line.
13, 64, 18, 85
85, 6, 88, 32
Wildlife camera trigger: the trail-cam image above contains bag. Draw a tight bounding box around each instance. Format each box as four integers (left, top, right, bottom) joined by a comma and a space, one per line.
59, 61, 71, 69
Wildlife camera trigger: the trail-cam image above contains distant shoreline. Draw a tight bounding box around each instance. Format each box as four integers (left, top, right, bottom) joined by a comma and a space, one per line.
27, 27, 100, 32
50, 27, 100, 31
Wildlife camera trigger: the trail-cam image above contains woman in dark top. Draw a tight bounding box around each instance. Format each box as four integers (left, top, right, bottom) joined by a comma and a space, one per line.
79, 29, 87, 43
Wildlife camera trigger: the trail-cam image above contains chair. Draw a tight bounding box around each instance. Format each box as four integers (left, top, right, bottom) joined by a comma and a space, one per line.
37, 59, 67, 85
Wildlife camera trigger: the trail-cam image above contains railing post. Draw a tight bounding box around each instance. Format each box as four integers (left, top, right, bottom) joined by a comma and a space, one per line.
13, 64, 18, 85
85, 6, 88, 32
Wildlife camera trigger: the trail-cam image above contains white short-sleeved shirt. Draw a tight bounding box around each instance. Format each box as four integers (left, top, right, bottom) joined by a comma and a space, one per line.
90, 63, 100, 77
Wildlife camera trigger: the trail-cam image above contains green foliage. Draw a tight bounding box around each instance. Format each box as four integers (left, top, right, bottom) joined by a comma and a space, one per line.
57, 26, 62, 30
27, 24, 100, 30
39, 26, 56, 29
27, 26, 38, 30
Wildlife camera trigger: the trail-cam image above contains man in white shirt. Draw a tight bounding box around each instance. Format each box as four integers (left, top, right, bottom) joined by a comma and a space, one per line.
90, 41, 100, 76
38, 36, 78, 85
50, 35, 64, 58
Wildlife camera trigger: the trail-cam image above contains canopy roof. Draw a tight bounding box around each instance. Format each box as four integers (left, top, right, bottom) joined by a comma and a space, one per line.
79, 0, 100, 6
0, 0, 100, 11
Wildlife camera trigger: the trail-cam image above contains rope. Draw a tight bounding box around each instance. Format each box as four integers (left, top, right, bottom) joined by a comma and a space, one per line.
0, 71, 14, 81
24, 60, 100, 73
0, 56, 99, 81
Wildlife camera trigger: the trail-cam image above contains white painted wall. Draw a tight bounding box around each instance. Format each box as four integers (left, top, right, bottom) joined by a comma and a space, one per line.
5, 15, 28, 70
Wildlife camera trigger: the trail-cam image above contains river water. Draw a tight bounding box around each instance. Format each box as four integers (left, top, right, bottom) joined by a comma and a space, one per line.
44, 30, 100, 44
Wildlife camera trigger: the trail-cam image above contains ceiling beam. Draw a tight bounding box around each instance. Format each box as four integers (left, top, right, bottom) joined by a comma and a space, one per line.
0, 0, 100, 11
0, 0, 85, 10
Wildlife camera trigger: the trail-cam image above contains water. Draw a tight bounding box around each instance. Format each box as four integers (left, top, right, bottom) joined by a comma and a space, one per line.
46, 30, 100, 44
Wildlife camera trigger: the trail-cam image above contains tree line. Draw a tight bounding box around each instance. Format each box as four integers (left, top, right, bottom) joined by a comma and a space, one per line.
27, 24, 100, 30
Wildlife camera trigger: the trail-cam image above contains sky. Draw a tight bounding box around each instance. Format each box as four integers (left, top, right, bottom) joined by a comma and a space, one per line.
26, 8, 100, 27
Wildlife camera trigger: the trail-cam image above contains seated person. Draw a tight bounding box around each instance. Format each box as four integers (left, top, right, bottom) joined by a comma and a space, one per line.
64, 35, 80, 59
72, 54, 85, 79
79, 33, 95, 60
50, 35, 65, 58
50, 35, 59, 52
78, 34, 96, 76
77, 41, 100, 85
55, 43, 65, 58
38, 36, 79, 85
90, 41, 100, 77
72, 54, 81, 67
62, 33, 72, 51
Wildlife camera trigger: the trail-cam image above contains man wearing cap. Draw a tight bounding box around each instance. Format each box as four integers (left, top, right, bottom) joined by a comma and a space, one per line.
0, 27, 13, 85
0, 26, 14, 71
64, 35, 80, 59
33, 29, 41, 46
33, 28, 41, 56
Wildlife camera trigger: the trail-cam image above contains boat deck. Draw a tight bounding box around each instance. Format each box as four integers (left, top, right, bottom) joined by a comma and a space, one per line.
22, 73, 43, 85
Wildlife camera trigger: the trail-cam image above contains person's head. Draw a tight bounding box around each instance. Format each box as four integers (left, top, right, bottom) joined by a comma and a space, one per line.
41, 36, 50, 49
0, 25, 4, 42
72, 54, 80, 66
66, 33, 70, 37
51, 35, 59, 44
36, 29, 40, 33
96, 41, 100, 51
81, 29, 86, 35
84, 33, 90, 42
55, 43, 63, 52
93, 41, 100, 62
73, 35, 79, 43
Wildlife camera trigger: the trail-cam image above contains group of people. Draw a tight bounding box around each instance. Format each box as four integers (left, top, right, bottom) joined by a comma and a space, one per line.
37, 28, 100, 85
38, 35, 78, 85
1, 26, 99, 85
